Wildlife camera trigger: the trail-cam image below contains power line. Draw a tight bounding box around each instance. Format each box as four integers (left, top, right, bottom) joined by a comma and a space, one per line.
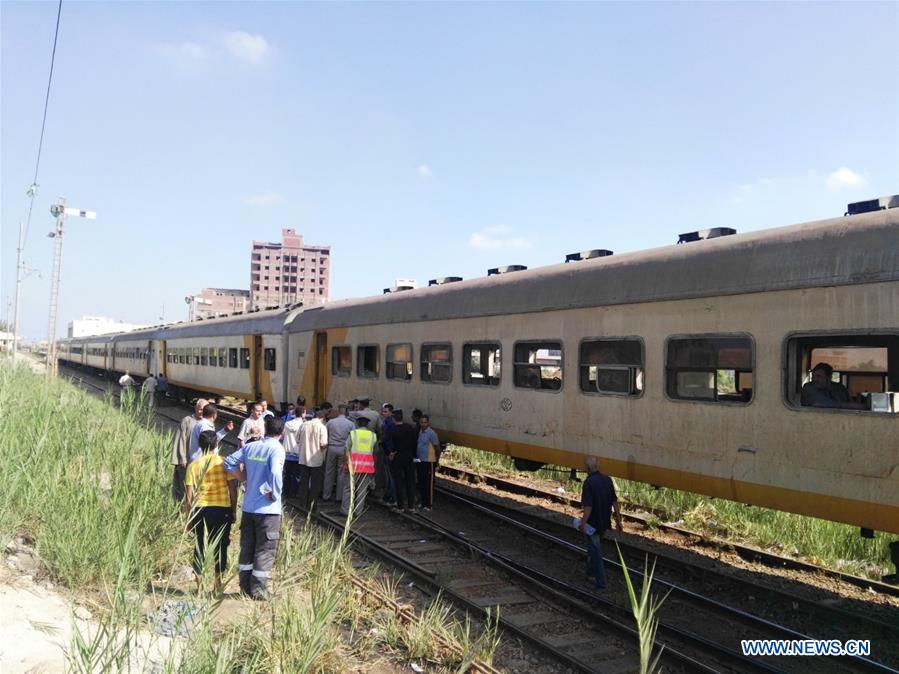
23, 0, 63, 248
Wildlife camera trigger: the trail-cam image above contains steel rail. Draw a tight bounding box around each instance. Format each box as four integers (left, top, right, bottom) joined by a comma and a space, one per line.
435, 487, 898, 674
437, 463, 899, 598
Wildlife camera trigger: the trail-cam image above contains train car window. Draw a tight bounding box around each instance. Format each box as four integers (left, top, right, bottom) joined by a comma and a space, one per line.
264, 348, 277, 371
579, 338, 644, 396
357, 345, 380, 378
229, 348, 238, 368
785, 332, 899, 414
239, 348, 250, 369
514, 341, 563, 390
218, 348, 227, 367
666, 336, 753, 403
386, 343, 413, 381
463, 343, 501, 386
200, 348, 209, 366
421, 344, 453, 384
332, 346, 351, 377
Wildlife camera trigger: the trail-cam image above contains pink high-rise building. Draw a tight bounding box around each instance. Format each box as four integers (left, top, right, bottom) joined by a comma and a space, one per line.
251, 228, 331, 310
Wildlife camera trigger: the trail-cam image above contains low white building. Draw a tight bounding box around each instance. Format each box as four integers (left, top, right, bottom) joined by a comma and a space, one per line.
0, 331, 13, 352
67, 316, 149, 338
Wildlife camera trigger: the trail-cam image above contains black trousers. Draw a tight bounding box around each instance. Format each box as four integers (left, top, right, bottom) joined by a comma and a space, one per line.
189, 506, 231, 574
283, 461, 301, 499
416, 461, 435, 508
391, 457, 416, 510
297, 464, 324, 510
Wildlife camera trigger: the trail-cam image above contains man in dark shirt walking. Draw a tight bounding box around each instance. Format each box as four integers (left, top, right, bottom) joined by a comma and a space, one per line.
387, 409, 418, 512
579, 456, 622, 590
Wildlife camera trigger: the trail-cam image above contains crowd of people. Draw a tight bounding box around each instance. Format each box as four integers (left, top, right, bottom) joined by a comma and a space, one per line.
171, 393, 623, 601
171, 395, 446, 599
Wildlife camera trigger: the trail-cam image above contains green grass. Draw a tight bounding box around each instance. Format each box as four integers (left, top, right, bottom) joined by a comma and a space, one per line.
443, 445, 893, 579
0, 363, 502, 672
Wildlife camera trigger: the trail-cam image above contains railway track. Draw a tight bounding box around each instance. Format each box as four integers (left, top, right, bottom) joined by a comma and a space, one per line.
429, 483, 899, 673
61, 367, 899, 672
437, 463, 899, 599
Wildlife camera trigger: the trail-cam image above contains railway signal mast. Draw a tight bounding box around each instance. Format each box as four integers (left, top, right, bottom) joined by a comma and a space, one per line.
46, 197, 96, 377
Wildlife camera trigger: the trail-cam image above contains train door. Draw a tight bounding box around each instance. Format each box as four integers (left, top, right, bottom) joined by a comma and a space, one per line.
253, 335, 263, 400
314, 331, 328, 405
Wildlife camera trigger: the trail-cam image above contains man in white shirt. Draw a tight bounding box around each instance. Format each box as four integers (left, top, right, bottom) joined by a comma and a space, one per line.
238, 403, 266, 447
323, 404, 354, 503
260, 399, 274, 418
296, 408, 328, 510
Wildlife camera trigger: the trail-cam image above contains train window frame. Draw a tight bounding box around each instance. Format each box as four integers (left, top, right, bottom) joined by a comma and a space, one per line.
357, 344, 380, 379
664, 333, 755, 405
578, 336, 645, 398
513, 340, 564, 392
264, 347, 277, 371
462, 342, 502, 387
229, 347, 238, 368
200, 347, 209, 367
421, 342, 453, 384
331, 345, 352, 377
386, 343, 414, 382
193, 347, 200, 366
218, 348, 227, 368
239, 347, 250, 370
783, 329, 899, 416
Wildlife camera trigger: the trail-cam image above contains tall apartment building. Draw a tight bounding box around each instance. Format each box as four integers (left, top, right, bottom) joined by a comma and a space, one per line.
251, 228, 331, 310
194, 288, 250, 320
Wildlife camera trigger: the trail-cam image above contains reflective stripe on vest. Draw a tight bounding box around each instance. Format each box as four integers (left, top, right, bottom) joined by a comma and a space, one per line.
347, 428, 376, 474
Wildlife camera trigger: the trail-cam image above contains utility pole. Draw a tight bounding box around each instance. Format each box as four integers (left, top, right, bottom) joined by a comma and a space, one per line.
12, 222, 25, 362
46, 197, 96, 377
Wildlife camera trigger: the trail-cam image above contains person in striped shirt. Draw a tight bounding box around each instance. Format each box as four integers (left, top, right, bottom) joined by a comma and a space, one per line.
184, 430, 238, 593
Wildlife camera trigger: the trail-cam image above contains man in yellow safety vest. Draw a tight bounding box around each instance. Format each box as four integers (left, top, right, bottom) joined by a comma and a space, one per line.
341, 416, 377, 518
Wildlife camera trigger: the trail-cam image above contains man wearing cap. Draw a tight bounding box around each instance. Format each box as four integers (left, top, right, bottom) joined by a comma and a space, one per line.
323, 404, 354, 503
341, 416, 377, 518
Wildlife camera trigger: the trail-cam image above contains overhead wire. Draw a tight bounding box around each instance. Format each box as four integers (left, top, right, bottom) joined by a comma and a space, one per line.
22, 0, 63, 249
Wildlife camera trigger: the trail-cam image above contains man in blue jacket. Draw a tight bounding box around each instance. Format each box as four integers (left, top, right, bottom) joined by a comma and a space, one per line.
223, 416, 285, 600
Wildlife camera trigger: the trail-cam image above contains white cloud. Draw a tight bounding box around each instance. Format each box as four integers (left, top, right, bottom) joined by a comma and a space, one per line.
224, 31, 270, 65
243, 191, 286, 206
826, 166, 866, 192
469, 225, 530, 250
417, 164, 432, 178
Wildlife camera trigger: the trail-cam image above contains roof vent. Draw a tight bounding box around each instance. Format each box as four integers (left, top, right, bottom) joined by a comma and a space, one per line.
565, 249, 613, 263
487, 265, 527, 276
846, 194, 899, 216
677, 227, 736, 244
429, 276, 463, 286
383, 285, 415, 294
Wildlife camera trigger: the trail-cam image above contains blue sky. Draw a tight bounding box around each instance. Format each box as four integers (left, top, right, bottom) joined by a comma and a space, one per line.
3, 1, 897, 340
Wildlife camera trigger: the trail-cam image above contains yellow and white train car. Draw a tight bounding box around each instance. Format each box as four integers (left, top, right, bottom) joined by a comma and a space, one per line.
285, 209, 899, 534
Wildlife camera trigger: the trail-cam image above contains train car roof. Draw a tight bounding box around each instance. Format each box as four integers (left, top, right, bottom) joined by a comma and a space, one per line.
288, 209, 899, 331
63, 308, 297, 343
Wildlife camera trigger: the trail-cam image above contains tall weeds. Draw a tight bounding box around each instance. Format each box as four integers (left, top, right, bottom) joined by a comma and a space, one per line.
1, 364, 502, 672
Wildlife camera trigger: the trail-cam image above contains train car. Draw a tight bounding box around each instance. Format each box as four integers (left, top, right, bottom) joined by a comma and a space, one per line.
110, 328, 156, 379
82, 335, 113, 374
161, 309, 297, 404
284, 208, 899, 535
